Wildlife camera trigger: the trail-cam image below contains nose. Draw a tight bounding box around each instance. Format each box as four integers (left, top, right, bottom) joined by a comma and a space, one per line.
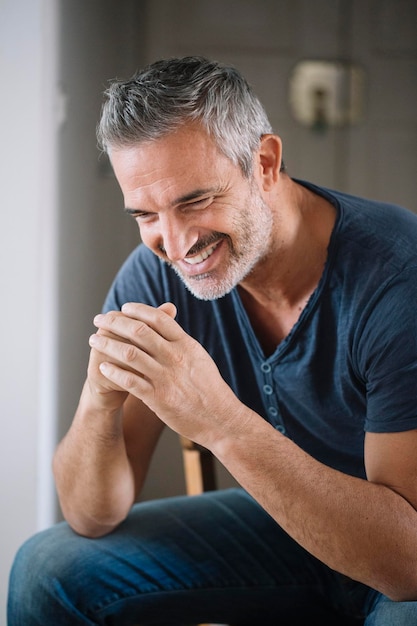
156, 212, 199, 262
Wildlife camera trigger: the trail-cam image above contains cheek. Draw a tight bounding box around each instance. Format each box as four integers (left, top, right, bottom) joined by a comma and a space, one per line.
208, 200, 240, 230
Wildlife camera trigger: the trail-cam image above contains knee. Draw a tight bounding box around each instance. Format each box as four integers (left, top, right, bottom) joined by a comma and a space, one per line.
11, 524, 65, 584
8, 522, 83, 610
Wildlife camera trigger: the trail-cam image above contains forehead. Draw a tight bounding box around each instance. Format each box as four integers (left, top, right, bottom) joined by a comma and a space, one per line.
109, 126, 238, 208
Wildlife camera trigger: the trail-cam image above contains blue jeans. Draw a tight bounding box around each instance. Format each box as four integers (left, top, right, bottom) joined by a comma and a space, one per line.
7, 488, 417, 625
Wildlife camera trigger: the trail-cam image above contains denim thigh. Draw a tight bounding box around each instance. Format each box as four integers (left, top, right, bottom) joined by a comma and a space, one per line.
7, 487, 394, 625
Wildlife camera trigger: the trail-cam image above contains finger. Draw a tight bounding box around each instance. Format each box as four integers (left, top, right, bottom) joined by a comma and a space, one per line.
158, 302, 177, 319
122, 303, 181, 341
89, 332, 161, 378
95, 327, 128, 340
98, 361, 152, 399
93, 313, 177, 362
94, 303, 182, 344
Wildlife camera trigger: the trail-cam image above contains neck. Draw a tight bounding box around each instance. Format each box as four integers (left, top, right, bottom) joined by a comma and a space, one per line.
241, 178, 335, 305
238, 178, 336, 353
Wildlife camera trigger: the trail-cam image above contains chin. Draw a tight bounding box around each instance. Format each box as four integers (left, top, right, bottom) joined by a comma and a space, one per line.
180, 272, 237, 301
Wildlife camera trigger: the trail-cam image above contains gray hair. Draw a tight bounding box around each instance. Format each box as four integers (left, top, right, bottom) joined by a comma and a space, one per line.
97, 56, 277, 178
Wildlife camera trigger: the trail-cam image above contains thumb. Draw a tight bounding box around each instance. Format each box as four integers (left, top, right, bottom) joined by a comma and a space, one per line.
158, 301, 177, 319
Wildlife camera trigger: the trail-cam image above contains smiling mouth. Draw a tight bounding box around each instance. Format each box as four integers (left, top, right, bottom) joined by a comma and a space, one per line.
183, 241, 220, 265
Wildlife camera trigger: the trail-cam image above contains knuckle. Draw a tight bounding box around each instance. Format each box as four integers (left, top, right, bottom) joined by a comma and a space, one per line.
122, 343, 137, 363
123, 372, 137, 389
105, 312, 118, 325
171, 350, 185, 368
132, 321, 148, 339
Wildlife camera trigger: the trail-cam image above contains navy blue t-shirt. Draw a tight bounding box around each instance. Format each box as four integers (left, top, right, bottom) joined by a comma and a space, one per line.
103, 180, 417, 480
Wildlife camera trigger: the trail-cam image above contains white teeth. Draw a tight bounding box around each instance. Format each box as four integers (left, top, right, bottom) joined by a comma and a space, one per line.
184, 243, 218, 265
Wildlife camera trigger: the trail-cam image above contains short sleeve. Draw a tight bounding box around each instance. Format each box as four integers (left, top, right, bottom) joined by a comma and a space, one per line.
354, 267, 417, 432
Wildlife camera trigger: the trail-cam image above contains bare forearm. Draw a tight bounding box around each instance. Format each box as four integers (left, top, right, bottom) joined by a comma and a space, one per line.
53, 383, 136, 537
211, 412, 417, 601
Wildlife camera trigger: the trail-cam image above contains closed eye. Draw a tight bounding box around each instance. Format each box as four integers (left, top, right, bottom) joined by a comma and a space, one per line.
125, 208, 156, 222
180, 196, 213, 211
124, 188, 220, 221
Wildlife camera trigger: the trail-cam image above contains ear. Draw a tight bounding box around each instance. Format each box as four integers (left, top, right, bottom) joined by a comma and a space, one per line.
256, 134, 283, 191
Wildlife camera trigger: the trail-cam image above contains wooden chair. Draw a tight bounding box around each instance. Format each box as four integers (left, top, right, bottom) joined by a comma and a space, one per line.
179, 435, 217, 495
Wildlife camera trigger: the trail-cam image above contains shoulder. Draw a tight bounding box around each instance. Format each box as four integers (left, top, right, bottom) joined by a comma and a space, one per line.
292, 180, 417, 288
318, 183, 417, 270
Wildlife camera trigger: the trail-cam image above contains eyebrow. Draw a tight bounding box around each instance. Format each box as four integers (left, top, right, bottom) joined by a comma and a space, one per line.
124, 186, 223, 215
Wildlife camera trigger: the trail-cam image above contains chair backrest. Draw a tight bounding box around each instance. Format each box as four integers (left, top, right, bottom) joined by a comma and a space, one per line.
179, 436, 217, 495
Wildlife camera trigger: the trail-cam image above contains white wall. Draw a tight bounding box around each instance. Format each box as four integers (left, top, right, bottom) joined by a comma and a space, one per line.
0, 0, 59, 619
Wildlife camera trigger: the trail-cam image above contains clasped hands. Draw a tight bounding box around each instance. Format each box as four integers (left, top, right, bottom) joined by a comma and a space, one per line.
88, 302, 239, 447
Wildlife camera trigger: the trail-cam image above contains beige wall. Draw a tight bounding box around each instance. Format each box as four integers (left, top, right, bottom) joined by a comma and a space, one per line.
144, 0, 417, 209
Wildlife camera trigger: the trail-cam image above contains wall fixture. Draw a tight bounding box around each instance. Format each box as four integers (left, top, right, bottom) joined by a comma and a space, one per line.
289, 60, 366, 133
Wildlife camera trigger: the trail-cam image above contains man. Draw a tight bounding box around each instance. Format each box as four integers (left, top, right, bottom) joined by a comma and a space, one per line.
8, 56, 417, 625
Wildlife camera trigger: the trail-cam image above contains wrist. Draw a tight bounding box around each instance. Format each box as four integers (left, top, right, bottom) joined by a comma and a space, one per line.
76, 380, 125, 435
83, 378, 127, 414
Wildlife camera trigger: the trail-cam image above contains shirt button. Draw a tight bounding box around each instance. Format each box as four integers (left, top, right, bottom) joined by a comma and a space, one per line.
261, 362, 271, 373
275, 424, 286, 434
263, 384, 273, 395
268, 406, 278, 417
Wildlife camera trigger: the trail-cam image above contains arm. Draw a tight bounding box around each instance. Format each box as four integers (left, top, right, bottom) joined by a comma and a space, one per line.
92, 301, 417, 600
52, 305, 175, 538
212, 421, 417, 602
53, 389, 164, 538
